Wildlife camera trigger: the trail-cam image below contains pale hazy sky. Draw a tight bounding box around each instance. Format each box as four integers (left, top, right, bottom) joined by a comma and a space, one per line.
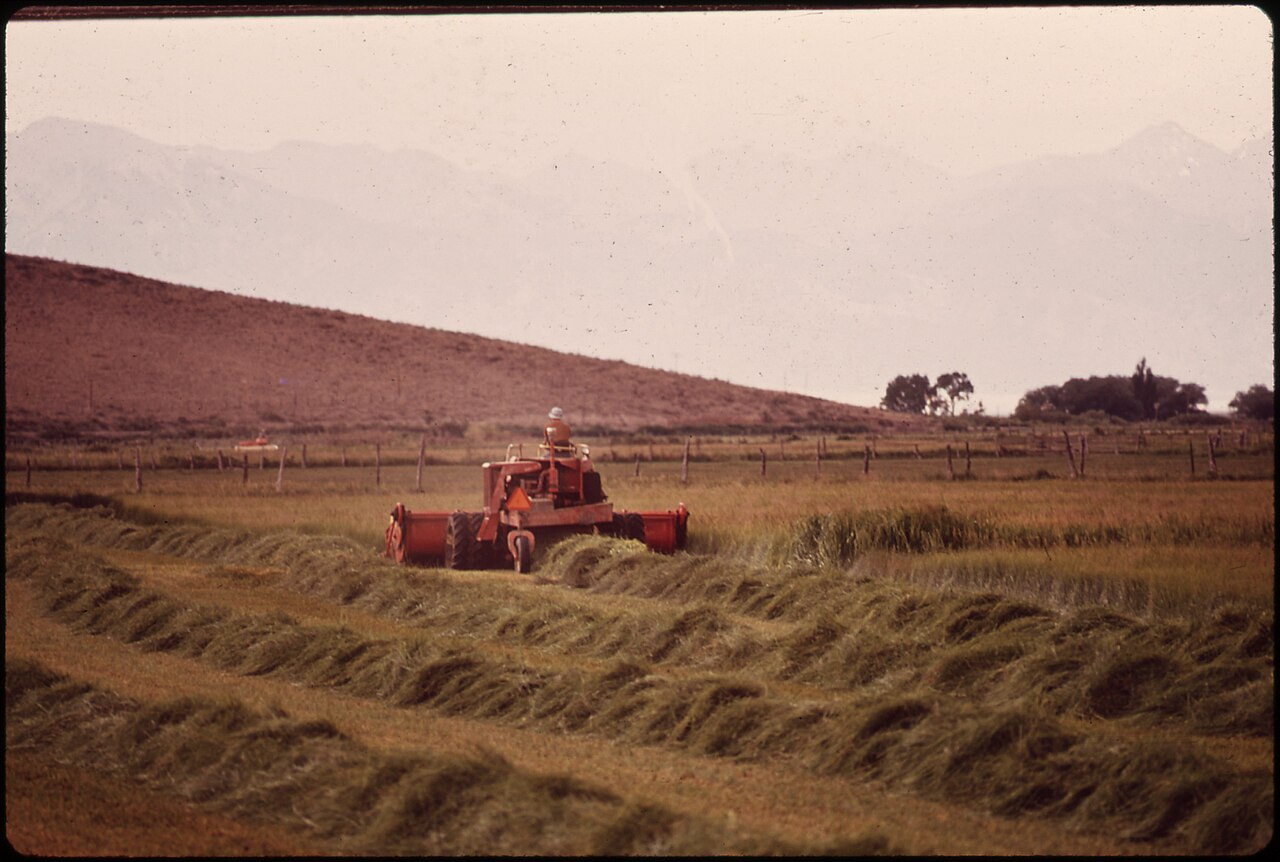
5, 6, 1273, 177
4, 7, 1274, 413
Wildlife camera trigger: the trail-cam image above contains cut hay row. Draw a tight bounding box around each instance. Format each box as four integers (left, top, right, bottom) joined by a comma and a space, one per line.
547, 537, 1272, 737
7, 504, 1272, 739
6, 658, 861, 856
6, 539, 1270, 853
10, 491, 1269, 625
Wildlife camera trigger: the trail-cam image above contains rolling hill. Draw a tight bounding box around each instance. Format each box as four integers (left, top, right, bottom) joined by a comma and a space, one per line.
4, 255, 916, 443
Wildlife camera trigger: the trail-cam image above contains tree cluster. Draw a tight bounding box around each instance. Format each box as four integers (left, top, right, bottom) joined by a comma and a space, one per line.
1229, 385, 1275, 421
881, 372, 975, 415
1015, 358, 1206, 421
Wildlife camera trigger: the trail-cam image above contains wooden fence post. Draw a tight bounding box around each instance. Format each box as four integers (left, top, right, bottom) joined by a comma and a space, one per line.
680, 437, 690, 484
814, 443, 822, 480
1063, 430, 1079, 478
914, 443, 922, 460
275, 445, 287, 492
1188, 440, 1196, 476
759, 447, 767, 478
1078, 435, 1086, 478
26, 455, 32, 488
301, 443, 308, 469
1207, 435, 1218, 479
341, 446, 348, 468
863, 444, 871, 475
964, 440, 972, 478
118, 450, 125, 471
634, 453, 641, 477
945, 445, 955, 481
150, 449, 158, 470
242, 454, 249, 485
648, 442, 655, 462
216, 449, 224, 471
259, 452, 266, 470
415, 435, 427, 492
188, 452, 195, 471
375, 443, 382, 487
872, 438, 879, 459
134, 448, 143, 493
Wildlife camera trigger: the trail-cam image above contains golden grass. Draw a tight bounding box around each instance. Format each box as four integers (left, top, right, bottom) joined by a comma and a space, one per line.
12, 507, 1280, 835
6, 450, 1274, 551
7, 572, 943, 854
880, 545, 1274, 612
6, 658, 826, 856
6, 513, 1273, 853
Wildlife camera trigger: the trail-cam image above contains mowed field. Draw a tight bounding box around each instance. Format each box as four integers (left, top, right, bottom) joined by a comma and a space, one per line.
5, 436, 1274, 855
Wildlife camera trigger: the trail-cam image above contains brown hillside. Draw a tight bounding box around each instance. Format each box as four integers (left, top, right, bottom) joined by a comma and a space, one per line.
5, 255, 916, 442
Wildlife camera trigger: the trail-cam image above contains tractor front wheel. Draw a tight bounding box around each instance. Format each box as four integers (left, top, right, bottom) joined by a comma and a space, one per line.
466, 512, 492, 569
514, 534, 532, 574
445, 511, 472, 570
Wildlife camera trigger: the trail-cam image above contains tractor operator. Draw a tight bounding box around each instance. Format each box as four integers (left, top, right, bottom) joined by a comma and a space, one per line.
545, 406, 572, 448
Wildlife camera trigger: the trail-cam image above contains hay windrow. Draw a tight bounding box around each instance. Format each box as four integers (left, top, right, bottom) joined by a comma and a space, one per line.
10, 535, 1273, 853
7, 503, 1273, 742
8, 658, 852, 856
9, 503, 1276, 852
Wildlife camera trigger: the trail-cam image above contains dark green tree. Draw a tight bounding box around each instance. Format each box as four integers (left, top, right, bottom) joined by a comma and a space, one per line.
1019, 365, 1208, 422
1060, 376, 1143, 419
881, 374, 936, 414
1179, 383, 1209, 411
1154, 378, 1208, 417
936, 372, 975, 415
1229, 385, 1275, 420
1014, 385, 1063, 420
1131, 358, 1159, 420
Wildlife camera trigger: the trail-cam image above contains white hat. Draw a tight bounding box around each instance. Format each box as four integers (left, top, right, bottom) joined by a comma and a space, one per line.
548, 406, 564, 419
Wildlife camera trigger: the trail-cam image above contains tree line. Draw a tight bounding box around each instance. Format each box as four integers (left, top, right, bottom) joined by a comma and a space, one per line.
1014, 358, 1207, 421
881, 360, 1274, 421
880, 372, 977, 416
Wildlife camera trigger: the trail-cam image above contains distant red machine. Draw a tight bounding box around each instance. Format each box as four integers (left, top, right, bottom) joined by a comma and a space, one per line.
233, 431, 279, 452
385, 437, 688, 574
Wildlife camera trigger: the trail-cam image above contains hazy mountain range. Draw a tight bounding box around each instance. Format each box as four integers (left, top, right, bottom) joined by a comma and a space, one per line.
5, 116, 1272, 411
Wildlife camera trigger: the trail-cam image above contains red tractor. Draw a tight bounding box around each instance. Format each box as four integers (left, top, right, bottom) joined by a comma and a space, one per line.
385, 437, 688, 573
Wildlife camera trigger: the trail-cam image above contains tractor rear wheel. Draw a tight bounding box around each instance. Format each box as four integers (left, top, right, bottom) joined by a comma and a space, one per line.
466, 512, 491, 569
445, 511, 472, 570
514, 534, 532, 574
623, 512, 646, 544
